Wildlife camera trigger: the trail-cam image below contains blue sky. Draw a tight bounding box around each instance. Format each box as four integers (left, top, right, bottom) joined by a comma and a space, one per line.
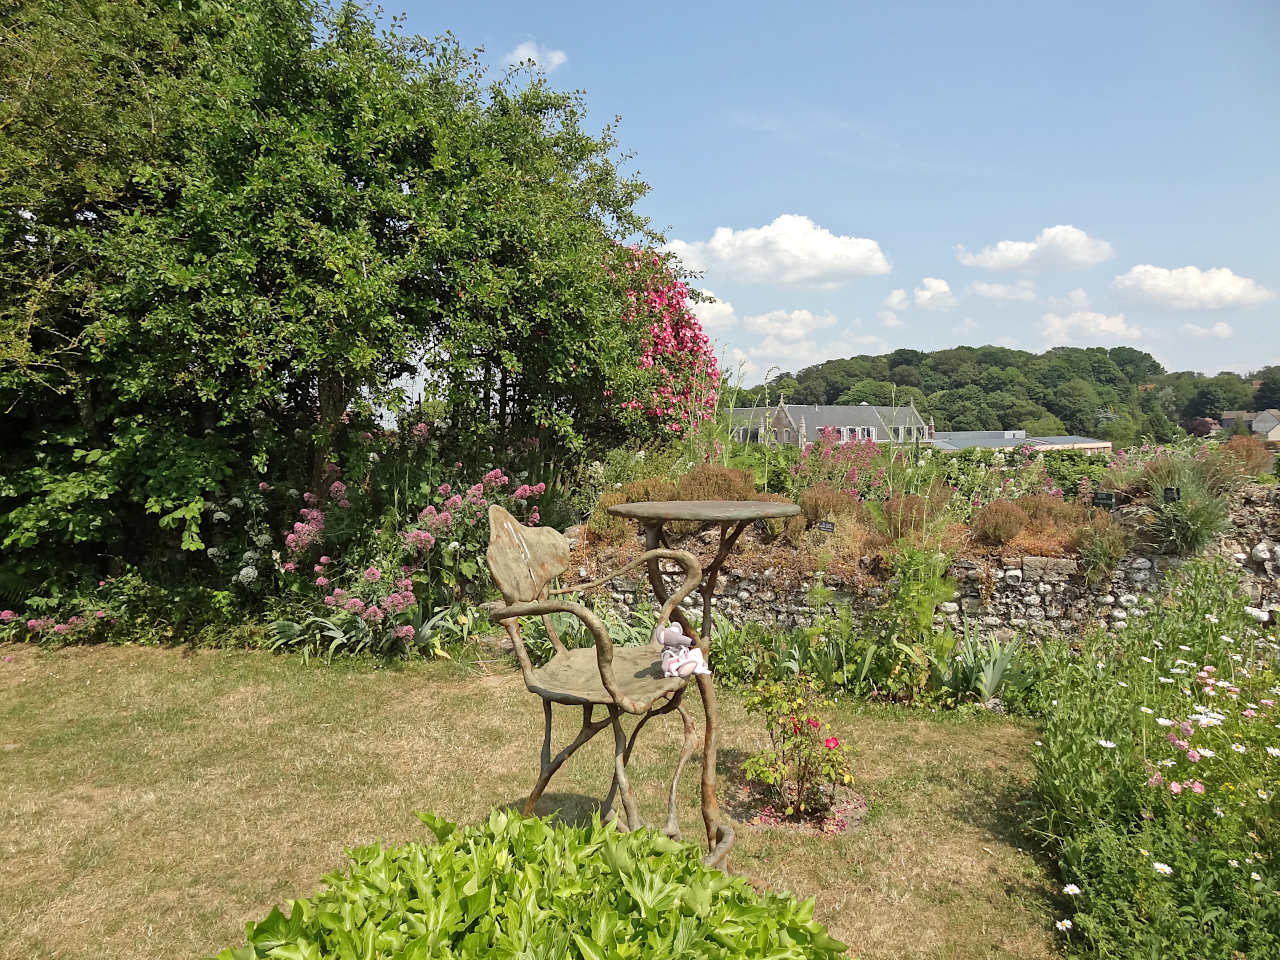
399, 0, 1278, 383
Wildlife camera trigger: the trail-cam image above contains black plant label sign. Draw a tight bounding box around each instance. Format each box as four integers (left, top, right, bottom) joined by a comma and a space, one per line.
1092, 491, 1116, 509
817, 520, 836, 533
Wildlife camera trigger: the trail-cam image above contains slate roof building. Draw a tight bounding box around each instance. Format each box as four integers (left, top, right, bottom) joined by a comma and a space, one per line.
1221, 409, 1280, 442
729, 402, 933, 447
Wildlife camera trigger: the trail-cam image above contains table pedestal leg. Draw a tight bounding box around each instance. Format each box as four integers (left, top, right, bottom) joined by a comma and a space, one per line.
643, 522, 734, 868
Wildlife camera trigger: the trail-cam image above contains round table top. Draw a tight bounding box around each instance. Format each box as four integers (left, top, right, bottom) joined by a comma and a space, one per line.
606, 499, 801, 523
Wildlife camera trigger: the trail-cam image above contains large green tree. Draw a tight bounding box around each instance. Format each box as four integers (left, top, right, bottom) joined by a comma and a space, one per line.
0, 0, 679, 586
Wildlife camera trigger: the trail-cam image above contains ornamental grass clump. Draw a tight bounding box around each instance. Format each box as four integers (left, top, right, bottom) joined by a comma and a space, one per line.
1030, 558, 1280, 957
210, 810, 848, 960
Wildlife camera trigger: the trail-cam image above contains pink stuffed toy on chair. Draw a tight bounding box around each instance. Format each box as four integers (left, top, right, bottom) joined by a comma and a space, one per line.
657, 623, 710, 678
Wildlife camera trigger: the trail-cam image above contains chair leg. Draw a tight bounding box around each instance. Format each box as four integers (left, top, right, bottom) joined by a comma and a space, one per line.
663, 702, 698, 840
610, 709, 642, 831
523, 702, 608, 817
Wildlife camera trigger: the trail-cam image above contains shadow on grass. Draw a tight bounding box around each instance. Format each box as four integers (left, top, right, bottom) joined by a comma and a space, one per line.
501, 791, 605, 827
949, 776, 1062, 914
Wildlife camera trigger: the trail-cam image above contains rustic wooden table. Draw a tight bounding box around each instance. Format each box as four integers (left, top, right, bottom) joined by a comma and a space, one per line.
605, 498, 802, 867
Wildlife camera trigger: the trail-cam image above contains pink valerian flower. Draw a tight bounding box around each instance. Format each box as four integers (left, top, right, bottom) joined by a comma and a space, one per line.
53, 623, 69, 634
824, 737, 840, 750
329, 480, 347, 497
404, 529, 435, 551
362, 605, 384, 622
94, 610, 105, 618
444, 495, 464, 510
411, 422, 429, 442
482, 468, 509, 489
315, 577, 329, 588
437, 483, 451, 496
363, 567, 381, 582
529, 507, 540, 525
0, 610, 13, 622
323, 595, 337, 607
314, 565, 324, 574
338, 499, 351, 508
303, 492, 317, 504
396, 624, 416, 640
343, 598, 365, 614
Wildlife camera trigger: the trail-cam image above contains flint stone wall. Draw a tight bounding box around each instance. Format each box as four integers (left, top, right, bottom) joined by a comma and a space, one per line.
594, 483, 1280, 635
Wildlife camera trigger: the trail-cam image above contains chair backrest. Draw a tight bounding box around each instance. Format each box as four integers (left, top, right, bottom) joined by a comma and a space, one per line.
486, 505, 570, 603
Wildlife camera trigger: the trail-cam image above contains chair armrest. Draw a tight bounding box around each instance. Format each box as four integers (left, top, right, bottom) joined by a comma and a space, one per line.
551, 548, 702, 636
483, 596, 652, 715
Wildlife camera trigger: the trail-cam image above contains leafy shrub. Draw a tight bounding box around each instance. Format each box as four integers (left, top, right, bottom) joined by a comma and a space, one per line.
621, 475, 677, 503
1030, 559, 1280, 957
674, 464, 758, 502
741, 676, 854, 818
798, 483, 860, 524
866, 485, 951, 543
210, 810, 849, 960
587, 490, 631, 543
971, 501, 1029, 546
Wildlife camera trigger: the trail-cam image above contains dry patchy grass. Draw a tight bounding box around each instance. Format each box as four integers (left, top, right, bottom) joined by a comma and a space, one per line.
0, 643, 1060, 960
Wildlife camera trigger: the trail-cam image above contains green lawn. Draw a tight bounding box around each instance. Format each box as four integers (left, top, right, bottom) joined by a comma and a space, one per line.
0, 643, 1061, 960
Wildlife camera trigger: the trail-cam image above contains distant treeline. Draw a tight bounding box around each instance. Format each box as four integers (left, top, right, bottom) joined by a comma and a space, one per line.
734, 346, 1280, 446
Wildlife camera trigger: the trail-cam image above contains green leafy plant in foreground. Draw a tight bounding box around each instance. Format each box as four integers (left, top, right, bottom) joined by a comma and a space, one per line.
211, 810, 848, 960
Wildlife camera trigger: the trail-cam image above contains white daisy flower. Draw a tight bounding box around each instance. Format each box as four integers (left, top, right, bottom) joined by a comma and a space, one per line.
1153, 862, 1173, 876
1098, 739, 1117, 749
1140, 707, 1154, 714
1063, 883, 1082, 896
1156, 718, 1175, 726
1232, 743, 1247, 753
1055, 919, 1073, 932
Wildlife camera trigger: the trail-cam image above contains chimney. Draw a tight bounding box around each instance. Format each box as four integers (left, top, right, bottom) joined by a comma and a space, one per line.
798, 415, 806, 447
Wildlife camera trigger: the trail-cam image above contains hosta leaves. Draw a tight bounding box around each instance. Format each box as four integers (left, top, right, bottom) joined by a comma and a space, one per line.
211, 812, 848, 960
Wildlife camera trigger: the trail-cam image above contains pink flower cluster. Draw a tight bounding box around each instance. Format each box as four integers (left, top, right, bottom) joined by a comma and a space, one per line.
285, 507, 325, 553
618, 252, 720, 431
512, 482, 546, 501
404, 528, 436, 551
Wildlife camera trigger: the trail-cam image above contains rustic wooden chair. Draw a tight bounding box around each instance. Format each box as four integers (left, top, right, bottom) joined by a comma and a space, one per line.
481, 505, 707, 843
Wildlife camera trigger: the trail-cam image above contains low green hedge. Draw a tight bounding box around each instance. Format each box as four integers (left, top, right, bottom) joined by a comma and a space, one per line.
212, 811, 848, 960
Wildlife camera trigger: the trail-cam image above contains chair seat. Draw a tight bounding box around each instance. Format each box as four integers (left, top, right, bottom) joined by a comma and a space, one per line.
527, 644, 688, 706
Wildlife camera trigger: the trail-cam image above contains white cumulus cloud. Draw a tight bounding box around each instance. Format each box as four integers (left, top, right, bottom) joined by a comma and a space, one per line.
913, 277, 956, 310
667, 214, 890, 288
1112, 265, 1274, 310
956, 225, 1113, 271
742, 308, 838, 341
878, 288, 908, 327
1041, 309, 1142, 345
502, 41, 567, 72
1182, 321, 1234, 339
690, 292, 737, 332
970, 279, 1036, 301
